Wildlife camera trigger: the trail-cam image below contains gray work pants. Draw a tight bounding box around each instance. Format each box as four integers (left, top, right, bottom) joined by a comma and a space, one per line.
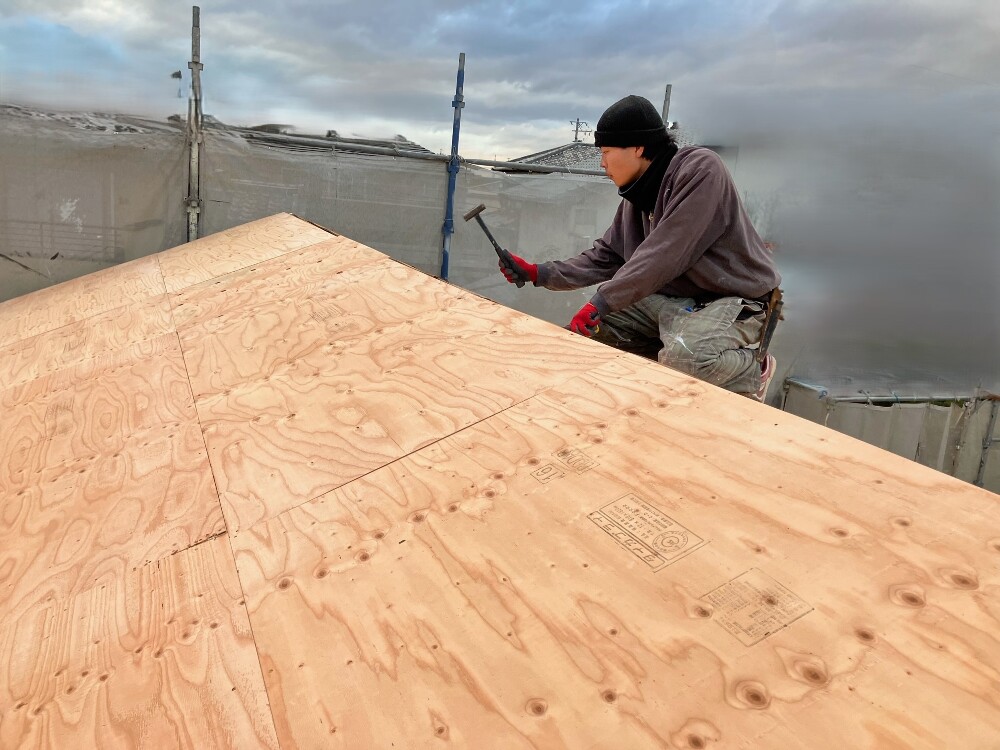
591, 295, 765, 393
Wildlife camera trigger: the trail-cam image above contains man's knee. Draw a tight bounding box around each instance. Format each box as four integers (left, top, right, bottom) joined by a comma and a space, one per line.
658, 339, 756, 388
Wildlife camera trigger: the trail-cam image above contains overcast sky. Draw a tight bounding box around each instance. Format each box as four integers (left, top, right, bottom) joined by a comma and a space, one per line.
1, 1, 998, 158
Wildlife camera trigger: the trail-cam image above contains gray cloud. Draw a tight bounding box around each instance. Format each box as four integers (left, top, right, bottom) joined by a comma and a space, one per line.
4, 1, 998, 156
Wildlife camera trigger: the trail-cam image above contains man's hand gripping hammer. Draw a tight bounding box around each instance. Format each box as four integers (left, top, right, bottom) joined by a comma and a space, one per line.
462, 204, 531, 288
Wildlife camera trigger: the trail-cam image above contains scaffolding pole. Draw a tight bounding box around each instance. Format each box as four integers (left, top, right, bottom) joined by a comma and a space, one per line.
439, 52, 465, 281
186, 6, 204, 241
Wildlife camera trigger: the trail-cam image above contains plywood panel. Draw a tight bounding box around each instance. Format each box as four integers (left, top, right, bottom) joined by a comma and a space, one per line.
0, 256, 164, 348
0, 535, 278, 749
0, 295, 175, 390
197, 295, 620, 532
231, 357, 1000, 749
3, 213, 998, 749
0, 333, 224, 622
157, 213, 333, 293
177, 255, 470, 399
169, 236, 389, 329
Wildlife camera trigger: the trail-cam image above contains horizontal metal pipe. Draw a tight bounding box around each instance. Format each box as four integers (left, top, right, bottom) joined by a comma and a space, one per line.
785, 378, 975, 404
240, 131, 450, 161
461, 157, 605, 177
238, 131, 607, 176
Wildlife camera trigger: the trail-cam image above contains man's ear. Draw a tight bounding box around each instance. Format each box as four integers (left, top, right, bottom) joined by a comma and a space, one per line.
636, 145, 647, 159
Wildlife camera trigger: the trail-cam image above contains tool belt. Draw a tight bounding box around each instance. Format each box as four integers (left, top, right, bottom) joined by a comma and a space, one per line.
755, 288, 784, 363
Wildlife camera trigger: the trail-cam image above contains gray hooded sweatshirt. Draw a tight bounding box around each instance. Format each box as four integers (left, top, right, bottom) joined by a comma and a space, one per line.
535, 146, 780, 315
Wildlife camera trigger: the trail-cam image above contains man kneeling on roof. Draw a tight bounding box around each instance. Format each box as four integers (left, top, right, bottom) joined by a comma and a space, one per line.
499, 94, 781, 402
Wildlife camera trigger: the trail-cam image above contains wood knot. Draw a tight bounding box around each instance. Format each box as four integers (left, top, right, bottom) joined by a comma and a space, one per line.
357, 551, 371, 563
795, 661, 829, 686
830, 527, 849, 538
691, 605, 713, 619
277, 577, 293, 590
734, 681, 770, 709
854, 627, 877, 644
526, 699, 548, 717
891, 517, 912, 528
601, 689, 617, 703
940, 568, 978, 590
889, 584, 925, 608
687, 735, 707, 749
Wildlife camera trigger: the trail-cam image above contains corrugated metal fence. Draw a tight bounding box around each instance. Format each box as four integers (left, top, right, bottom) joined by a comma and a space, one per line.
782, 378, 1000, 493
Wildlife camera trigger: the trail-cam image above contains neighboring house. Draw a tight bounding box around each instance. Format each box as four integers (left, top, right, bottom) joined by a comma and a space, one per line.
501, 124, 696, 174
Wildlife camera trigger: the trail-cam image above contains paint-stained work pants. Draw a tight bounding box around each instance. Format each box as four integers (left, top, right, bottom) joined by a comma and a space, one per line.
591, 294, 766, 394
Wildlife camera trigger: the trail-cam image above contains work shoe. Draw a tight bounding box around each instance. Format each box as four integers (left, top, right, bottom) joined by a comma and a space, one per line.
751, 354, 776, 402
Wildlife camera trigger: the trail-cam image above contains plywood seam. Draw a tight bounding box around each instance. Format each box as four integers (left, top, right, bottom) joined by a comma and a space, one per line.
224, 530, 284, 750
138, 528, 230, 568
290, 213, 340, 237
0, 301, 169, 360
0, 331, 176, 394
162, 232, 338, 295
168, 320, 232, 539
247, 382, 596, 534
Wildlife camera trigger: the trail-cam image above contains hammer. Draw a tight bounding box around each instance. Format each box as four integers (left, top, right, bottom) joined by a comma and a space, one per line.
463, 203, 531, 288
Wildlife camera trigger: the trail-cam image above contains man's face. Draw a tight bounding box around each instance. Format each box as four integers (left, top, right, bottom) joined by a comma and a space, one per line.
599, 146, 647, 188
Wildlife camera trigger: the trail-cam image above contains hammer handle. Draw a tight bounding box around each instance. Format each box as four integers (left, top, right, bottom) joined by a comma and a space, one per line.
471, 213, 529, 287
474, 215, 505, 257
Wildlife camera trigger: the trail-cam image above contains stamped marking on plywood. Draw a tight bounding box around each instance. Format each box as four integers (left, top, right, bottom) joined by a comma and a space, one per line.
553, 447, 598, 473
531, 463, 566, 484
589, 493, 706, 571
308, 300, 345, 326
703, 568, 812, 646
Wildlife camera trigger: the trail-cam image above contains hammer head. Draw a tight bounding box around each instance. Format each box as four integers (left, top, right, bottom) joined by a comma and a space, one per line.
463, 203, 487, 222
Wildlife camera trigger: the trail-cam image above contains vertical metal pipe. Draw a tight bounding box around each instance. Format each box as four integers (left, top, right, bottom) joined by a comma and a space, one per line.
186, 6, 204, 241
975, 400, 999, 487
661, 83, 672, 124
439, 52, 465, 280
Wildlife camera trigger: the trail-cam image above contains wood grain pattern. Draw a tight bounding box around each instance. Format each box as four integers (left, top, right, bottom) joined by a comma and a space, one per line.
3, 213, 998, 749
0, 257, 164, 349
169, 236, 389, 330
157, 213, 333, 294
0, 295, 176, 390
231, 356, 1000, 749
176, 254, 468, 399
196, 294, 620, 532
0, 534, 278, 749
0, 333, 224, 624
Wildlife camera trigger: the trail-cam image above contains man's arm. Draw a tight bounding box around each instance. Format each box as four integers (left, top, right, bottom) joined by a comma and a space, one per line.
592, 153, 730, 315
534, 202, 626, 291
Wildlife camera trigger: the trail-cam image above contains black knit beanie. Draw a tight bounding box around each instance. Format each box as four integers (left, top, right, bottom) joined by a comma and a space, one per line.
594, 94, 667, 148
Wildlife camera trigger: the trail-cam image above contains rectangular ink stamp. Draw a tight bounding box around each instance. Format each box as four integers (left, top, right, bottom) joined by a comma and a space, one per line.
703, 568, 813, 646
589, 493, 706, 571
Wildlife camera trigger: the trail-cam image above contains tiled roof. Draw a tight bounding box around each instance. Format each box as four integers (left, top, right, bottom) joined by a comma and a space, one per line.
511, 142, 602, 171
509, 126, 696, 171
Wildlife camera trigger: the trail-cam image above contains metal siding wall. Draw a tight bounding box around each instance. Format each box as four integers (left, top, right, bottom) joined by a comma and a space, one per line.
783, 381, 999, 493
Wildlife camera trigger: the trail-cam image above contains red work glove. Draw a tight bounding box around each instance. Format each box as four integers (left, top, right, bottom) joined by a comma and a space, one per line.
569, 301, 601, 337
498, 250, 537, 287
